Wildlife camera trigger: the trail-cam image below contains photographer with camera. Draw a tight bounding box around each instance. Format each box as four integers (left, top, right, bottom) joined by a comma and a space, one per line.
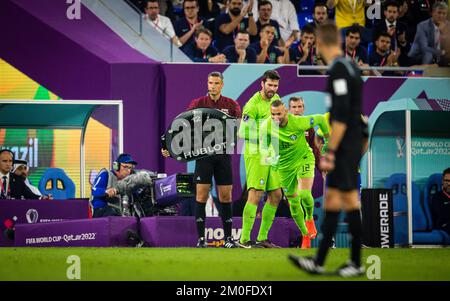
91, 153, 138, 218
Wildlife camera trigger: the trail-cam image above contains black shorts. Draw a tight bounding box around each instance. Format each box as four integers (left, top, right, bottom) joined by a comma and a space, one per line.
194, 154, 233, 185
327, 146, 361, 191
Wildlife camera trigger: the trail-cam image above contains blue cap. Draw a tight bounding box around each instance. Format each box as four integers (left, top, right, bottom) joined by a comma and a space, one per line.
117, 153, 138, 165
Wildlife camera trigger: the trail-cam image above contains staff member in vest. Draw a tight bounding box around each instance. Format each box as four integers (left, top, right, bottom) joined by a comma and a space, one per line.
91, 153, 138, 218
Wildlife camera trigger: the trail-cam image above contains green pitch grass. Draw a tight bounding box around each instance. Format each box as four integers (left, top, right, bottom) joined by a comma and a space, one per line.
1, 248, 449, 281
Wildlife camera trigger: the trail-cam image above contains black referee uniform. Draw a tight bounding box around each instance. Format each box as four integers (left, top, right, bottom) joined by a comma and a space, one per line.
312, 57, 365, 274
326, 57, 364, 191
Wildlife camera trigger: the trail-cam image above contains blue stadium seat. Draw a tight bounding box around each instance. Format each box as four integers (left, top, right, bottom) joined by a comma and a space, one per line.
39, 168, 76, 200
385, 173, 446, 245
367, 42, 374, 57
299, 0, 315, 13
297, 13, 313, 29
384, 173, 409, 245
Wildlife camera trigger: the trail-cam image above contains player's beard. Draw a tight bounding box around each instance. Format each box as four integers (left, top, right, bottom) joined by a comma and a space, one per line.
264, 88, 275, 99
230, 8, 241, 16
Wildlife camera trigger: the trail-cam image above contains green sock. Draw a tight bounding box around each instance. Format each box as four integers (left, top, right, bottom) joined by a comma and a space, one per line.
288, 195, 308, 235
299, 189, 314, 221
257, 202, 278, 241
240, 202, 258, 243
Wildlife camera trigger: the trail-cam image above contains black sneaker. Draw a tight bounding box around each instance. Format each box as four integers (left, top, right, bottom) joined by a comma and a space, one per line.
256, 239, 282, 248
196, 237, 207, 248
223, 237, 244, 248
288, 255, 324, 275
126, 229, 146, 247
239, 240, 263, 249
336, 261, 365, 278
331, 237, 336, 249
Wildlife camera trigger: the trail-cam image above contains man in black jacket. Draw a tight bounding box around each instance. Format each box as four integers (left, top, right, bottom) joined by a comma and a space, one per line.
0, 149, 41, 200
431, 168, 450, 235
374, 0, 411, 66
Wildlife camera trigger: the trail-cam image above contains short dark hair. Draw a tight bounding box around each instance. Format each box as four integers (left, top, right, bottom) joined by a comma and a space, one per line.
262, 70, 281, 82
346, 24, 361, 37
301, 24, 315, 36
260, 23, 275, 33
236, 29, 250, 37
258, 0, 272, 10
183, 0, 198, 9
146, 0, 159, 6
375, 31, 391, 41
208, 71, 223, 81
195, 26, 213, 38
313, 2, 328, 13
271, 99, 284, 108
384, 0, 400, 11
443, 168, 450, 177
316, 20, 339, 46
289, 96, 304, 106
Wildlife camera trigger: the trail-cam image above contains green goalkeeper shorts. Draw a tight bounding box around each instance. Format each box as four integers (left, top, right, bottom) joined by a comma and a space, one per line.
244, 154, 281, 191
279, 160, 315, 196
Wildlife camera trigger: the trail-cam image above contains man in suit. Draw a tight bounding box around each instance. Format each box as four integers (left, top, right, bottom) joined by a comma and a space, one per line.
408, 1, 449, 65
374, 1, 410, 61
0, 149, 41, 200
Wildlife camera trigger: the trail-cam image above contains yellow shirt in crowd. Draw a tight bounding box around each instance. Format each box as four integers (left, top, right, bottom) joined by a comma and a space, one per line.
334, 0, 366, 29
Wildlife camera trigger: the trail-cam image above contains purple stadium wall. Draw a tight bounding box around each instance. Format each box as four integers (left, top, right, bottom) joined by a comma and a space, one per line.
0, 0, 162, 170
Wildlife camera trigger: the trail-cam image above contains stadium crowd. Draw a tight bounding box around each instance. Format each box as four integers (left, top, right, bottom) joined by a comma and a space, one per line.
128, 0, 450, 73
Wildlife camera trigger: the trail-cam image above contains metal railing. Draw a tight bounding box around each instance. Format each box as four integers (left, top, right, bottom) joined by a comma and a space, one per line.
297, 65, 431, 77
123, 0, 142, 36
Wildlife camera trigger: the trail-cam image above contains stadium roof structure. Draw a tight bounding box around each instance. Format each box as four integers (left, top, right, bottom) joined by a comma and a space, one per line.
365, 98, 450, 246
0, 99, 123, 198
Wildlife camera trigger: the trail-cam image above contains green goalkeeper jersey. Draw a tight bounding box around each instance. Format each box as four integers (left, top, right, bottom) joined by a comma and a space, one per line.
261, 113, 329, 170
239, 91, 281, 156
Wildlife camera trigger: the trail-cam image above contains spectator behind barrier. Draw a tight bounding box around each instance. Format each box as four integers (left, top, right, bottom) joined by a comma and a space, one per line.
343, 24, 370, 75
222, 30, 257, 63
145, 0, 183, 47
174, 0, 206, 50
249, 23, 286, 64
289, 24, 318, 66
408, 1, 449, 65
373, 0, 411, 66
327, 0, 372, 46
91, 153, 138, 218
309, 2, 329, 29
253, 0, 283, 46
182, 27, 227, 62
214, 0, 257, 51
254, 0, 300, 43
431, 168, 450, 236
369, 31, 400, 75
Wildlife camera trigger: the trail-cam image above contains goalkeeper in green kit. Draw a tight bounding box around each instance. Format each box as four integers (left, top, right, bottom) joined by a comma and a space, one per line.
238, 70, 285, 248
260, 100, 330, 248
